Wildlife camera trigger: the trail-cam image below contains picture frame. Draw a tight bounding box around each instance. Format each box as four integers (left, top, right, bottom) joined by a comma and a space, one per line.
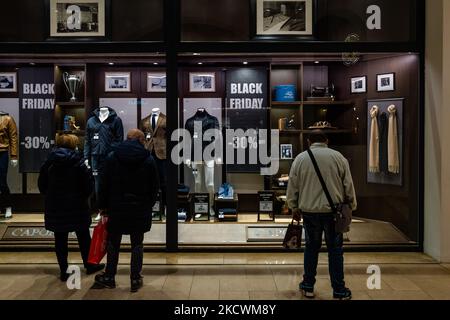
105, 72, 131, 93
189, 72, 216, 93
377, 73, 396, 92
251, 0, 316, 40
147, 73, 166, 93
0, 72, 17, 93
280, 144, 293, 159
351, 76, 367, 94
46, 0, 110, 40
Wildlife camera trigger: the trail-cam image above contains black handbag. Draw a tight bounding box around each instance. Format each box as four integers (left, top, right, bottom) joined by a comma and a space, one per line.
283, 219, 303, 249
307, 149, 352, 234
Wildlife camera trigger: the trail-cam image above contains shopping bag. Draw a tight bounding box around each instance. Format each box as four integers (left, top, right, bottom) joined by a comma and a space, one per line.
283, 219, 303, 249
88, 216, 109, 265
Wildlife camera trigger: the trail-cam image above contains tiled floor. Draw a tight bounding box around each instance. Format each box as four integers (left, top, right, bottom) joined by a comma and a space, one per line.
0, 252, 448, 300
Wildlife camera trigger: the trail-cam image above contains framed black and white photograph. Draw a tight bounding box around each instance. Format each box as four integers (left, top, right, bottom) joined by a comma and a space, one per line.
351, 76, 367, 94
280, 144, 293, 159
252, 0, 315, 39
377, 73, 395, 92
47, 0, 109, 39
189, 73, 216, 93
147, 73, 166, 93
0, 73, 17, 93
105, 72, 131, 92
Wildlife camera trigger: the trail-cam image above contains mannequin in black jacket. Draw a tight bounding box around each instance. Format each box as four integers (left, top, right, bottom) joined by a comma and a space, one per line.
184, 109, 220, 218
84, 107, 124, 220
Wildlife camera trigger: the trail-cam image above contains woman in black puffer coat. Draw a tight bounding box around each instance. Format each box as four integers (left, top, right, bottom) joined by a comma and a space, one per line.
38, 134, 104, 281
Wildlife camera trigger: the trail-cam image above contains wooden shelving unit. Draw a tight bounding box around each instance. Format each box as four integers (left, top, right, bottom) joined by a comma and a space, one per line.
54, 64, 88, 150
268, 61, 356, 193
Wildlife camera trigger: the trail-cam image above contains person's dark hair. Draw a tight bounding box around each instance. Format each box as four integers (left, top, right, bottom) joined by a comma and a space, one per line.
308, 130, 328, 144
127, 129, 145, 145
56, 134, 79, 150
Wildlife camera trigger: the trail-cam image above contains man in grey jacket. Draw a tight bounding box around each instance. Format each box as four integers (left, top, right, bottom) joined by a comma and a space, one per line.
287, 130, 357, 300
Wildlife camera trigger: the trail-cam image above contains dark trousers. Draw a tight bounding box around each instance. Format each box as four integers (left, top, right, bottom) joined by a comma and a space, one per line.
152, 153, 167, 208
105, 232, 144, 280
303, 213, 345, 291
91, 155, 107, 200
0, 151, 11, 208
54, 228, 91, 274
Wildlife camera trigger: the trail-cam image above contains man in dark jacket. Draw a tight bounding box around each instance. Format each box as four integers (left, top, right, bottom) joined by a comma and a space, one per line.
38, 134, 104, 281
93, 129, 159, 293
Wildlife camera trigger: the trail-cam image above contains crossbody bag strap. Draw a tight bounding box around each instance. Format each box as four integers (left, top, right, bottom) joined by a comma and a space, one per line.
306, 148, 337, 213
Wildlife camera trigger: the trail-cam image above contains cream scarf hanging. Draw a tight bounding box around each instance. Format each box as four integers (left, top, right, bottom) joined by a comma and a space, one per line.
369, 105, 380, 173
387, 105, 400, 174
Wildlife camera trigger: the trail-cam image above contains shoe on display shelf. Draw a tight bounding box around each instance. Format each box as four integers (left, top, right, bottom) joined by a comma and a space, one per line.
4, 207, 13, 219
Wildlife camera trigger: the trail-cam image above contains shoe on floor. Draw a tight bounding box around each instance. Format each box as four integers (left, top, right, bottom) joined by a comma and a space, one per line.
130, 277, 143, 293
60, 272, 70, 282
299, 282, 315, 299
333, 287, 352, 300
92, 273, 116, 289
86, 263, 105, 275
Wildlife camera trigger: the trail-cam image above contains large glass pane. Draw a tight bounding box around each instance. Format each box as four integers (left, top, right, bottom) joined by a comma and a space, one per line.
176, 52, 420, 247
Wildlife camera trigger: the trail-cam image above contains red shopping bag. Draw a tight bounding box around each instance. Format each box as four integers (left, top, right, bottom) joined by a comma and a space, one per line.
88, 216, 109, 265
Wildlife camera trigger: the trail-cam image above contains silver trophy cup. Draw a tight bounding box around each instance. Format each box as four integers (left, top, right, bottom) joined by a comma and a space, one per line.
63, 72, 84, 102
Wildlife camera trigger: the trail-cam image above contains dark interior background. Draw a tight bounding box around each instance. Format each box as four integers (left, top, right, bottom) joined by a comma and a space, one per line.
0, 0, 416, 43
0, 0, 164, 42
181, 0, 416, 42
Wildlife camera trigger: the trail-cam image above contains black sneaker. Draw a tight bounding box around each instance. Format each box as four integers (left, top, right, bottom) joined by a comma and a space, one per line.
60, 272, 70, 282
299, 282, 315, 299
333, 287, 352, 300
92, 273, 116, 289
86, 263, 105, 275
130, 277, 143, 293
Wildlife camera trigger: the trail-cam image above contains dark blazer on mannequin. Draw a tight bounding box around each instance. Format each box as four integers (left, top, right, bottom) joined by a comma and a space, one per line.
140, 113, 167, 160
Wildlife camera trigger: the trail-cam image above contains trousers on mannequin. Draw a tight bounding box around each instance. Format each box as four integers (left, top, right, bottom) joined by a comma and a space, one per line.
191, 160, 215, 215
152, 152, 167, 209
0, 151, 11, 211
91, 155, 108, 206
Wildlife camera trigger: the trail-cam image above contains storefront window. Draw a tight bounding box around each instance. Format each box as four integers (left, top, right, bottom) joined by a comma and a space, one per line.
0, 56, 167, 246
175, 52, 420, 247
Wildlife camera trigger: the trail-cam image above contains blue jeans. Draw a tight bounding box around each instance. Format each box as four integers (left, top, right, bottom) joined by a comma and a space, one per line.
303, 213, 345, 291
0, 152, 11, 208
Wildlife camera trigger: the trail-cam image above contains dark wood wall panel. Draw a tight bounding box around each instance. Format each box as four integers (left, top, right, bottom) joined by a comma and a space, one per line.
181, 0, 250, 41
329, 54, 420, 240
0, 0, 163, 42
111, 0, 163, 41
0, 0, 46, 41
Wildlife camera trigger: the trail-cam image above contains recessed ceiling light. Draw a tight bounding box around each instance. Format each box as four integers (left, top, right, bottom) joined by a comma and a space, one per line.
193, 53, 201, 56
314, 61, 320, 64
30, 62, 36, 66
198, 62, 203, 65
243, 61, 248, 65
153, 62, 159, 65
109, 62, 114, 66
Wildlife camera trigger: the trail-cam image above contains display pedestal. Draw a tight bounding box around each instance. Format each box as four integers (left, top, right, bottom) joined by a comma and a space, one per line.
192, 193, 210, 222
215, 195, 239, 222
258, 191, 275, 222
